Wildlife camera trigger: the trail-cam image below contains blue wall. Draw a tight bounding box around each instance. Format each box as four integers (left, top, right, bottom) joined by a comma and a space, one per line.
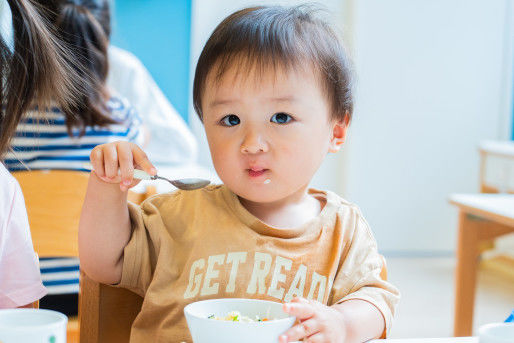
110, 0, 191, 122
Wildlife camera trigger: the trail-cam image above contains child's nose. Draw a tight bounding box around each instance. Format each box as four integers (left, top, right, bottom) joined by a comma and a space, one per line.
240, 131, 269, 154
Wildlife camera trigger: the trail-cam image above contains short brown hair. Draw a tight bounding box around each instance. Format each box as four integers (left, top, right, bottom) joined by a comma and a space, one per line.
193, 5, 354, 122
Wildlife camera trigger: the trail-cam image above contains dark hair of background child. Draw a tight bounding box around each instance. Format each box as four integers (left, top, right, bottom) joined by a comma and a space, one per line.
193, 5, 354, 123
0, 0, 80, 156
37, 0, 116, 136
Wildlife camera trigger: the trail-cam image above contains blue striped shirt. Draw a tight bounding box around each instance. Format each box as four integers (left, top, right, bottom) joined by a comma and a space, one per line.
5, 96, 144, 171
4, 95, 143, 295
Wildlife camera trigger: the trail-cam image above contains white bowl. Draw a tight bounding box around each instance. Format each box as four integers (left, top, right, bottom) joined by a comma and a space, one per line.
0, 309, 67, 343
479, 323, 514, 343
184, 298, 295, 343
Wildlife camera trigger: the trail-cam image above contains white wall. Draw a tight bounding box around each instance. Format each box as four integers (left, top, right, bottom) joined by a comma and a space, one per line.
189, 0, 514, 253
345, 0, 513, 253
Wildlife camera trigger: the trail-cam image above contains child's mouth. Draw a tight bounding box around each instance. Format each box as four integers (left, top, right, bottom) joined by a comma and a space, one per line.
247, 169, 268, 178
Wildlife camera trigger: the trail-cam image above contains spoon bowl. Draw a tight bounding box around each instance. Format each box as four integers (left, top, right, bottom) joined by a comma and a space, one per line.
152, 175, 211, 190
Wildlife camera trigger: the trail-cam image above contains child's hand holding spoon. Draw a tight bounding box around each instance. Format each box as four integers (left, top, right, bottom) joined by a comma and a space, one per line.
88, 141, 210, 191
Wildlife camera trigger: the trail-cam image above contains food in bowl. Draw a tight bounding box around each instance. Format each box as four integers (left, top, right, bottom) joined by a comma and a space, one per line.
184, 298, 295, 343
207, 310, 271, 322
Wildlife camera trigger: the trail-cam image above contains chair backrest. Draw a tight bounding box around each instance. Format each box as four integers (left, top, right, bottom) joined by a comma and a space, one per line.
79, 272, 143, 342
14, 170, 154, 257
14, 170, 149, 315
13, 170, 90, 257
478, 141, 514, 193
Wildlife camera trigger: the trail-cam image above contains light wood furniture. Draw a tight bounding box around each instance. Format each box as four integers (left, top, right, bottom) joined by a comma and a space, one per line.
477, 140, 514, 274
13, 170, 90, 343
478, 140, 514, 193
448, 194, 514, 336
79, 272, 143, 342
20, 300, 39, 308
13, 170, 155, 343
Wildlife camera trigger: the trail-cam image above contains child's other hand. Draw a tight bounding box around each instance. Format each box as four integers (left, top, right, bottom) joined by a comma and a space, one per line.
279, 297, 347, 343
90, 141, 157, 192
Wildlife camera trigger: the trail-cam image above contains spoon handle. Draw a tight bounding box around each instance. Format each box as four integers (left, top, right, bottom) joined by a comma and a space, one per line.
132, 169, 153, 180
83, 163, 154, 180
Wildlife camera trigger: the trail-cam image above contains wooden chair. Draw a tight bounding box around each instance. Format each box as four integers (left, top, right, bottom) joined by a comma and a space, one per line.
79, 273, 143, 342
13, 170, 90, 343
478, 140, 514, 193
13, 170, 154, 343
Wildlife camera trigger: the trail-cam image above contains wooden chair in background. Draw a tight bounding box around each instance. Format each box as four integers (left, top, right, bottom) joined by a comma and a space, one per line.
477, 140, 514, 255
14, 170, 90, 343
478, 140, 514, 193
13, 170, 155, 343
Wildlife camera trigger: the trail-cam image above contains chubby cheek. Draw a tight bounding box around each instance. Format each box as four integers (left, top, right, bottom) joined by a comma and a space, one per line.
274, 147, 316, 188
212, 153, 237, 183
207, 137, 241, 183
277, 137, 326, 180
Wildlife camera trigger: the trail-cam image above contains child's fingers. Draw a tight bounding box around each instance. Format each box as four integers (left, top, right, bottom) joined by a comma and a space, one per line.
131, 143, 156, 175
283, 302, 315, 319
90, 146, 105, 177
103, 143, 119, 179
291, 297, 309, 304
303, 332, 326, 343
280, 318, 320, 343
117, 142, 135, 185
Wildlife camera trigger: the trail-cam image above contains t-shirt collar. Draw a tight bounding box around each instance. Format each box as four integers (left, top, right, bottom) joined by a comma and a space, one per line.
220, 185, 338, 239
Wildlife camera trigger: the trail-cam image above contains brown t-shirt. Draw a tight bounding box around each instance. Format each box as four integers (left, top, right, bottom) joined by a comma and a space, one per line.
118, 185, 399, 342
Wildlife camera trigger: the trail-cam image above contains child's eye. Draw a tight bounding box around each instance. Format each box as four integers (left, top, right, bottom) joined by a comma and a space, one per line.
220, 114, 240, 126
270, 112, 293, 124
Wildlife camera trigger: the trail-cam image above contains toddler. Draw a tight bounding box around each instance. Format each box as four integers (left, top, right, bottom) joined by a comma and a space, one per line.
79, 5, 399, 343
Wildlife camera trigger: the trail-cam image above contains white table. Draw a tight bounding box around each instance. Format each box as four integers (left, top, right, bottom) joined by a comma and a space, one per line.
448, 194, 514, 336
371, 338, 477, 343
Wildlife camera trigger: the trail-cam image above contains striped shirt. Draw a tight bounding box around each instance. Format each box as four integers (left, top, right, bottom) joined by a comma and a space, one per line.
4, 96, 144, 171
4, 95, 143, 295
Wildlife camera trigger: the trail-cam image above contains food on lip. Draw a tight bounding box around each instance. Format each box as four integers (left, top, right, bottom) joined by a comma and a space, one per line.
207, 311, 271, 322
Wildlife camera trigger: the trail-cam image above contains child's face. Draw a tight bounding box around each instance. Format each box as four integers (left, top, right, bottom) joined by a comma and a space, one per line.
202, 63, 348, 204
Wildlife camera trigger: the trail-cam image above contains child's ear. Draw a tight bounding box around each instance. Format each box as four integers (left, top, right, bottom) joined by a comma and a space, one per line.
328, 114, 350, 153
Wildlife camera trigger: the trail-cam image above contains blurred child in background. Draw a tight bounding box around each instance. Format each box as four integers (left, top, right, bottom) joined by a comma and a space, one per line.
4, 0, 144, 315
0, 0, 81, 308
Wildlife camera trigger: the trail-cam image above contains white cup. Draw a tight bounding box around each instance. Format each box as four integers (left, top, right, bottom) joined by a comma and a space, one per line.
0, 309, 67, 343
479, 323, 514, 343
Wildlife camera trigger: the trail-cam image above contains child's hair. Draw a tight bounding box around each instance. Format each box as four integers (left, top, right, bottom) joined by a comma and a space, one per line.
0, 0, 81, 156
37, 0, 116, 136
193, 5, 354, 123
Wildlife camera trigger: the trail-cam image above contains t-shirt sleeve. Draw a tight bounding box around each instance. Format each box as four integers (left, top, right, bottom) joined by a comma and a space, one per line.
0, 177, 47, 308
328, 213, 400, 338
114, 200, 156, 297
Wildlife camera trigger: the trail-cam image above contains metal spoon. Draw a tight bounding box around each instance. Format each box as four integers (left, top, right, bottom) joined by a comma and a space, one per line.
83, 163, 210, 191
132, 169, 210, 191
